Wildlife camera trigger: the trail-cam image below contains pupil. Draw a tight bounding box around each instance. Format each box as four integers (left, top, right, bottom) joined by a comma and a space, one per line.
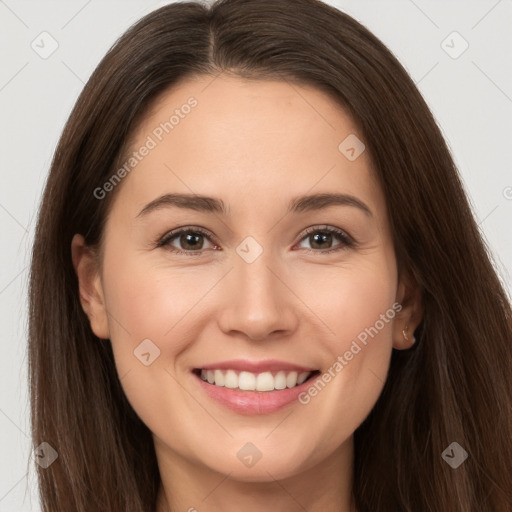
181, 233, 202, 250
311, 232, 331, 249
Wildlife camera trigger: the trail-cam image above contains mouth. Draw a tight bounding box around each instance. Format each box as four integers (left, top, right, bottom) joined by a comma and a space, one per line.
192, 368, 321, 392
191, 365, 321, 415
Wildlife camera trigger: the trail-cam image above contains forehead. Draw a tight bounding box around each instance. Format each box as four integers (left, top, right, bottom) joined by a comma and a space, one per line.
114, 73, 383, 218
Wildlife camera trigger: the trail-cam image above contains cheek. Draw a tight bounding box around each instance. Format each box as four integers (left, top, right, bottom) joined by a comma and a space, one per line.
99, 245, 203, 388
291, 254, 397, 443
293, 251, 397, 349
100, 253, 209, 437
103, 248, 211, 352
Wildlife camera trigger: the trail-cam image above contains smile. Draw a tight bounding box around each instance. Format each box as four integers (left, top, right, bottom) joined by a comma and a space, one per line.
192, 363, 321, 415
196, 368, 316, 392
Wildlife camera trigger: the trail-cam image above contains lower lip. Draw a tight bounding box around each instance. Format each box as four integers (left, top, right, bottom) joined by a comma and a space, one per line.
192, 371, 319, 415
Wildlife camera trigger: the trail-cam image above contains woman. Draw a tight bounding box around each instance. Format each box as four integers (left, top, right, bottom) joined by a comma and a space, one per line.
28, 0, 512, 510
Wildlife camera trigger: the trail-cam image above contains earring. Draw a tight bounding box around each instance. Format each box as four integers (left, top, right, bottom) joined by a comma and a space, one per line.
402, 325, 416, 345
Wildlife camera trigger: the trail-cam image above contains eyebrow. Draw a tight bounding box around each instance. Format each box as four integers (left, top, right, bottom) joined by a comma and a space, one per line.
136, 192, 373, 218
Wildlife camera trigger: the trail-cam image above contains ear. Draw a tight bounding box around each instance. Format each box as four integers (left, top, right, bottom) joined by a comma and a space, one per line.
393, 268, 423, 350
71, 234, 110, 339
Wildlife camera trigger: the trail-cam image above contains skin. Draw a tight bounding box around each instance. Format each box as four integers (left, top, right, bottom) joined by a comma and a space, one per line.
72, 73, 422, 512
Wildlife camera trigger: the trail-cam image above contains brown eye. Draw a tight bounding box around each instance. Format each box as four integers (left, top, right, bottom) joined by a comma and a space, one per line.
296, 226, 353, 253
175, 232, 205, 250
158, 228, 217, 254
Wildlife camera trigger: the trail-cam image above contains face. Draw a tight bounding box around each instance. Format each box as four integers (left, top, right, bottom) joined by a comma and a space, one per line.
73, 73, 417, 483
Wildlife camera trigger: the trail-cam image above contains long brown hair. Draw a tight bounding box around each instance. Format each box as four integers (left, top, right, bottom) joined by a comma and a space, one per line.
28, 0, 512, 510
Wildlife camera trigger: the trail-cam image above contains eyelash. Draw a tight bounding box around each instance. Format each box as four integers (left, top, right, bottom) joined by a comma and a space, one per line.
156, 225, 355, 256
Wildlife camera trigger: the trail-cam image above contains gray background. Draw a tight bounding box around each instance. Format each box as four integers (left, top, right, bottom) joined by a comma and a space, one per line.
1, 0, 511, 510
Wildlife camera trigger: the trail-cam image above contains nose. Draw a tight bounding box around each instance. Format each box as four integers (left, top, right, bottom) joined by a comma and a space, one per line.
217, 252, 299, 342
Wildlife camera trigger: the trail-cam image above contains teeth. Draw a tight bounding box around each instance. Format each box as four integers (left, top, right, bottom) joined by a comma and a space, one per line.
224, 370, 238, 389
297, 372, 310, 385
238, 371, 256, 391
256, 372, 274, 391
286, 371, 298, 388
199, 369, 313, 391
214, 369, 225, 387
274, 371, 287, 390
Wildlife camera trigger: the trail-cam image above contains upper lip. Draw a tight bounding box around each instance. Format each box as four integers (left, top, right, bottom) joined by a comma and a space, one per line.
195, 359, 317, 374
